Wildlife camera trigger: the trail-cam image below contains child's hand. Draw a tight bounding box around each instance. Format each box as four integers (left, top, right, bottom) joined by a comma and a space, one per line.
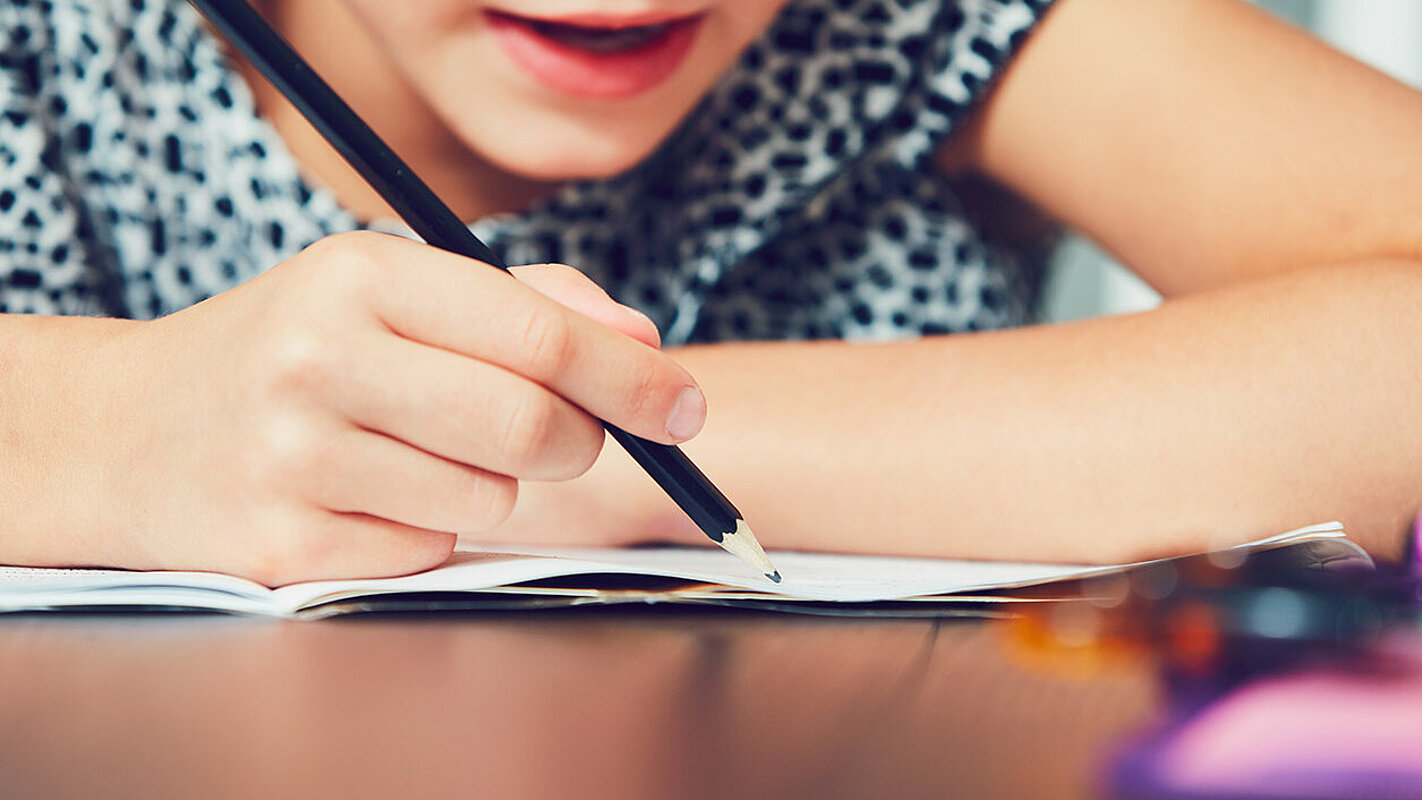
29, 231, 702, 584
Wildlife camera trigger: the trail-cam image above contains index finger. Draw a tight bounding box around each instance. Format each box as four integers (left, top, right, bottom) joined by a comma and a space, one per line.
342, 233, 705, 444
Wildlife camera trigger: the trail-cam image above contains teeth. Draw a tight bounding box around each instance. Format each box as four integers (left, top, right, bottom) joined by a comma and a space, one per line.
529, 19, 676, 53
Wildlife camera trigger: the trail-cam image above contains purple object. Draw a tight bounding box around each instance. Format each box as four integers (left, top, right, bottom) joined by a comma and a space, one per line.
1107, 635, 1422, 799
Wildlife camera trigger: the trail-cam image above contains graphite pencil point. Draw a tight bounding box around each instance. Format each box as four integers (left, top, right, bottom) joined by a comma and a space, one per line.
715, 519, 780, 581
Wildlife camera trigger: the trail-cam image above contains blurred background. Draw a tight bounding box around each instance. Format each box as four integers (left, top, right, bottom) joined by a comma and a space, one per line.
1041, 0, 1422, 321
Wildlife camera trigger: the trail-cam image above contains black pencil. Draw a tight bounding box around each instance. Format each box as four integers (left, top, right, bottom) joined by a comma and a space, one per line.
187, 0, 779, 582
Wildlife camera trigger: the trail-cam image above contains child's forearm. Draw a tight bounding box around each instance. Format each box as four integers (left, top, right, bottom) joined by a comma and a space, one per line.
499, 262, 1422, 564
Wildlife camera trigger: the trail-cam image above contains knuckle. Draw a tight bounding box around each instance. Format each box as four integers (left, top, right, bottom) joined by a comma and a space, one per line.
463, 472, 518, 532
250, 413, 318, 483
304, 229, 384, 262
498, 387, 560, 474
261, 325, 341, 399
620, 355, 665, 421
298, 231, 382, 296
562, 423, 605, 479
383, 533, 458, 574
244, 514, 332, 586
519, 305, 576, 381
251, 420, 344, 514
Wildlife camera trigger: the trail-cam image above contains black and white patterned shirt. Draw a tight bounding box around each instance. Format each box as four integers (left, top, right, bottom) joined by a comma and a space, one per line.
0, 0, 1055, 345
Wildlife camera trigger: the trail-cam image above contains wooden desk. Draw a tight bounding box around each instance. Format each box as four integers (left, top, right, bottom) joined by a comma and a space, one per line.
0, 612, 1158, 800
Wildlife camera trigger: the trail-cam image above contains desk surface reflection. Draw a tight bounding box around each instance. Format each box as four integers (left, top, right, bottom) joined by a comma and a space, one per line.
0, 611, 1157, 800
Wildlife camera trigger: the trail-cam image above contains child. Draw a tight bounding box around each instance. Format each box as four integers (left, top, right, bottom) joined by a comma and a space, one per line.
1, 0, 1419, 584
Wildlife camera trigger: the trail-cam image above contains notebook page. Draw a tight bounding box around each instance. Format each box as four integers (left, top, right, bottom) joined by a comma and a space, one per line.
0, 522, 1347, 614
0, 566, 270, 597
270, 522, 1347, 610
0, 566, 275, 613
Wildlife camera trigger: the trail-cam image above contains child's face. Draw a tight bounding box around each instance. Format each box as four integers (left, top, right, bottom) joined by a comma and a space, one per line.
340, 1, 791, 180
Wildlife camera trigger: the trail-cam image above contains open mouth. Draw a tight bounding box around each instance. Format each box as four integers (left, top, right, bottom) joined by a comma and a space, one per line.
484, 9, 706, 99
511, 14, 695, 54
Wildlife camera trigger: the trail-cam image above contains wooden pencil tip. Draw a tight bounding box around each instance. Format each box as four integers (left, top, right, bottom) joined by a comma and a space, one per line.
716, 519, 780, 581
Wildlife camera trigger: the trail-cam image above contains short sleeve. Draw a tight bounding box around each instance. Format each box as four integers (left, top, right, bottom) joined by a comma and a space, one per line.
895, 0, 1057, 167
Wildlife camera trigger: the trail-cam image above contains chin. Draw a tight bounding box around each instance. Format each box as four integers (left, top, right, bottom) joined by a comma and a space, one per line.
460, 114, 671, 182
500, 148, 646, 182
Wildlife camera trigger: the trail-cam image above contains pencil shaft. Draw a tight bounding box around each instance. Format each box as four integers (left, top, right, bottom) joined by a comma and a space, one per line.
605, 425, 739, 540
189, 0, 749, 545
189, 0, 501, 268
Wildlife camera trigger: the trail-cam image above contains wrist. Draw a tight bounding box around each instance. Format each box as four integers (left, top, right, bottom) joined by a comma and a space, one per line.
0, 314, 148, 567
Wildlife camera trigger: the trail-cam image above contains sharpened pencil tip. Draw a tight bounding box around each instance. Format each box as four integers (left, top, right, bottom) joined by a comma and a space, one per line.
716, 519, 780, 581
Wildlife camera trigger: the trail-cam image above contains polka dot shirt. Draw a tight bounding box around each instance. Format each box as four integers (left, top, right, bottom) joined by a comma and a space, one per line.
0, 0, 1056, 346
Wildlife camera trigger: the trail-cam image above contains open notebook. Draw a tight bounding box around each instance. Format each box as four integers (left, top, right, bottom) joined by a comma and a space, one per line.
0, 522, 1355, 618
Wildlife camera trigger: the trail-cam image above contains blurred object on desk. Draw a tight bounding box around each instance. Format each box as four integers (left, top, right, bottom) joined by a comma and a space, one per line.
1107, 633, 1422, 800
1002, 536, 1402, 687
1000, 517, 1422, 800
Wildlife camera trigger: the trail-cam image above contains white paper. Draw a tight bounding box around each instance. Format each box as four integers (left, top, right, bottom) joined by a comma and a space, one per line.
0, 522, 1349, 617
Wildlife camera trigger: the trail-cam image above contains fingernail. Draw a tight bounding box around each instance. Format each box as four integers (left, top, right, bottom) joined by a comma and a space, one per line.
665, 386, 706, 441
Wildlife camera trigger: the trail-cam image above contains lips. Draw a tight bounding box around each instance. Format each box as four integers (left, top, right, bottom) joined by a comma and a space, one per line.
485, 9, 705, 100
